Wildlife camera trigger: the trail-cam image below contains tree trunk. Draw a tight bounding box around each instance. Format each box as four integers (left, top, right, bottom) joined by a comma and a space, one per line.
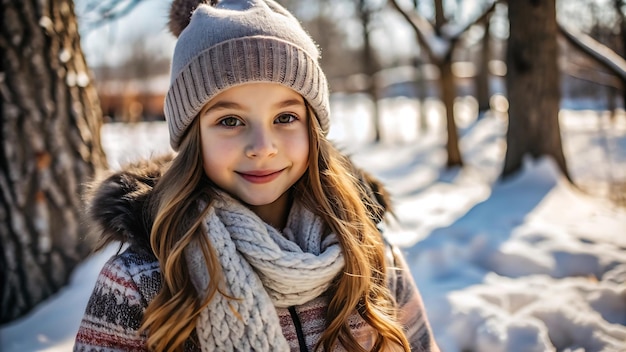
414, 57, 428, 134
477, 15, 492, 113
0, 0, 108, 323
503, 0, 568, 179
434, 0, 445, 30
359, 0, 381, 143
441, 56, 463, 167
388, 0, 467, 167
434, 0, 461, 166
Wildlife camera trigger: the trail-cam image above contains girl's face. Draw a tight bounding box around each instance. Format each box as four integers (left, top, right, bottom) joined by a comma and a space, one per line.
199, 83, 309, 215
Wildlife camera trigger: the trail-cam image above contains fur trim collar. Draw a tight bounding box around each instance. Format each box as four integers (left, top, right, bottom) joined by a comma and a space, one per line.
85, 154, 173, 250
85, 153, 391, 252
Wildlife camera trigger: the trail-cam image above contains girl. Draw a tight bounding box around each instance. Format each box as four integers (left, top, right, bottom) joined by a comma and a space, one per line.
74, 0, 439, 351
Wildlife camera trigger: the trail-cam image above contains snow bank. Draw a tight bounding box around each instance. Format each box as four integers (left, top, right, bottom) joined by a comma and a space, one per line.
395, 157, 626, 352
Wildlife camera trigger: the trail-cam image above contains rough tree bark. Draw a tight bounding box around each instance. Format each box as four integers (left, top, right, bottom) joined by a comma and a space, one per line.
0, 0, 108, 323
503, 0, 569, 179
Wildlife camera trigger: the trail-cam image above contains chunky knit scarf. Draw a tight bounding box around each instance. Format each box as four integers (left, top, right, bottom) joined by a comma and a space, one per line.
185, 194, 345, 351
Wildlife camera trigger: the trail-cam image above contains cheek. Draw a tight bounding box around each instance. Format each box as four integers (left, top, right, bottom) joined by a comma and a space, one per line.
202, 142, 234, 185
288, 129, 310, 166
200, 131, 237, 171
201, 145, 218, 172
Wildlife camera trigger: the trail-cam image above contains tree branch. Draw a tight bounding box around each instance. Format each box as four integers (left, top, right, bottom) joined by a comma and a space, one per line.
388, 0, 442, 61
79, 0, 146, 33
387, 0, 498, 62
558, 22, 626, 82
442, 1, 497, 43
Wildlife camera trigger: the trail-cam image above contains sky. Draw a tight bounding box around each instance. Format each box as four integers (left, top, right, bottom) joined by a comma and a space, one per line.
76, 0, 177, 67
1, 94, 625, 351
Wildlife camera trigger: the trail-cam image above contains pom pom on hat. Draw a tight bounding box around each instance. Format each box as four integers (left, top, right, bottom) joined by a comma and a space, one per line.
164, 0, 331, 150
168, 0, 218, 37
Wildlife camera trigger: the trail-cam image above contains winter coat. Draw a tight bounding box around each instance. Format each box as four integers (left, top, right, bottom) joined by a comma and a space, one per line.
73, 155, 438, 352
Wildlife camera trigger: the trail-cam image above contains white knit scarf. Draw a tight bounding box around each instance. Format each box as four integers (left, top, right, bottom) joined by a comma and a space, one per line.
185, 193, 345, 351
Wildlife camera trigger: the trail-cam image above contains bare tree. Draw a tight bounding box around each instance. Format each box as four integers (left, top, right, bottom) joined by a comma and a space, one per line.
389, 0, 497, 167
503, 0, 568, 179
476, 12, 492, 113
358, 0, 382, 142
282, 0, 366, 83
0, 0, 107, 323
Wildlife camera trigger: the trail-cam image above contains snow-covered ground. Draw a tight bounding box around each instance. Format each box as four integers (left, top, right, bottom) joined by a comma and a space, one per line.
1, 95, 625, 352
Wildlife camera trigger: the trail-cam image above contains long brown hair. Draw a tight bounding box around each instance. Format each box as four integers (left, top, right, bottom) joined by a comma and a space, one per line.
140, 107, 410, 351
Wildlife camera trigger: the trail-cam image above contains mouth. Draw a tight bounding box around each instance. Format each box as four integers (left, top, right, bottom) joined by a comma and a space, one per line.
236, 169, 285, 184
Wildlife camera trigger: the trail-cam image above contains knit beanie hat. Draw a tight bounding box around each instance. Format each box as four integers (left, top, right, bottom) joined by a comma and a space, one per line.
165, 0, 330, 150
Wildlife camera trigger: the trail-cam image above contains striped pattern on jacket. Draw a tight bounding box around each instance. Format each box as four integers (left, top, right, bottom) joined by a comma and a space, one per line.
74, 244, 437, 352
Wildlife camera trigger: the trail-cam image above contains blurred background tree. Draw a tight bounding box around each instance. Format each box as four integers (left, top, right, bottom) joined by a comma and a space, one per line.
503, 0, 567, 179
0, 0, 107, 323
389, 0, 496, 167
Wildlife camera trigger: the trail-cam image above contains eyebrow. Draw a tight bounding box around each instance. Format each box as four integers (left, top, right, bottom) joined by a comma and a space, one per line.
275, 98, 305, 109
204, 101, 241, 114
203, 98, 304, 114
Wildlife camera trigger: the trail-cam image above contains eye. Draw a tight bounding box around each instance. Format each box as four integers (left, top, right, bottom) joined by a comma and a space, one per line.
219, 116, 243, 127
275, 113, 297, 124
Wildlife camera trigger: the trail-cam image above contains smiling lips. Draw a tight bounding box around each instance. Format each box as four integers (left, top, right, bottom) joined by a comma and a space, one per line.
237, 169, 285, 184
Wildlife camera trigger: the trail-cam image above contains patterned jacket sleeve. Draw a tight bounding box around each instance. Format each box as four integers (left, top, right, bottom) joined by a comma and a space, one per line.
388, 246, 440, 352
73, 248, 160, 352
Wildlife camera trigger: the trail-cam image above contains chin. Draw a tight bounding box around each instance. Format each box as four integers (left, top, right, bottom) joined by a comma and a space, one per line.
240, 194, 280, 207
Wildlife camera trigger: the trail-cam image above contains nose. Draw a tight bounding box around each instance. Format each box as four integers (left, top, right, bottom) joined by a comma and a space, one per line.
245, 125, 278, 158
